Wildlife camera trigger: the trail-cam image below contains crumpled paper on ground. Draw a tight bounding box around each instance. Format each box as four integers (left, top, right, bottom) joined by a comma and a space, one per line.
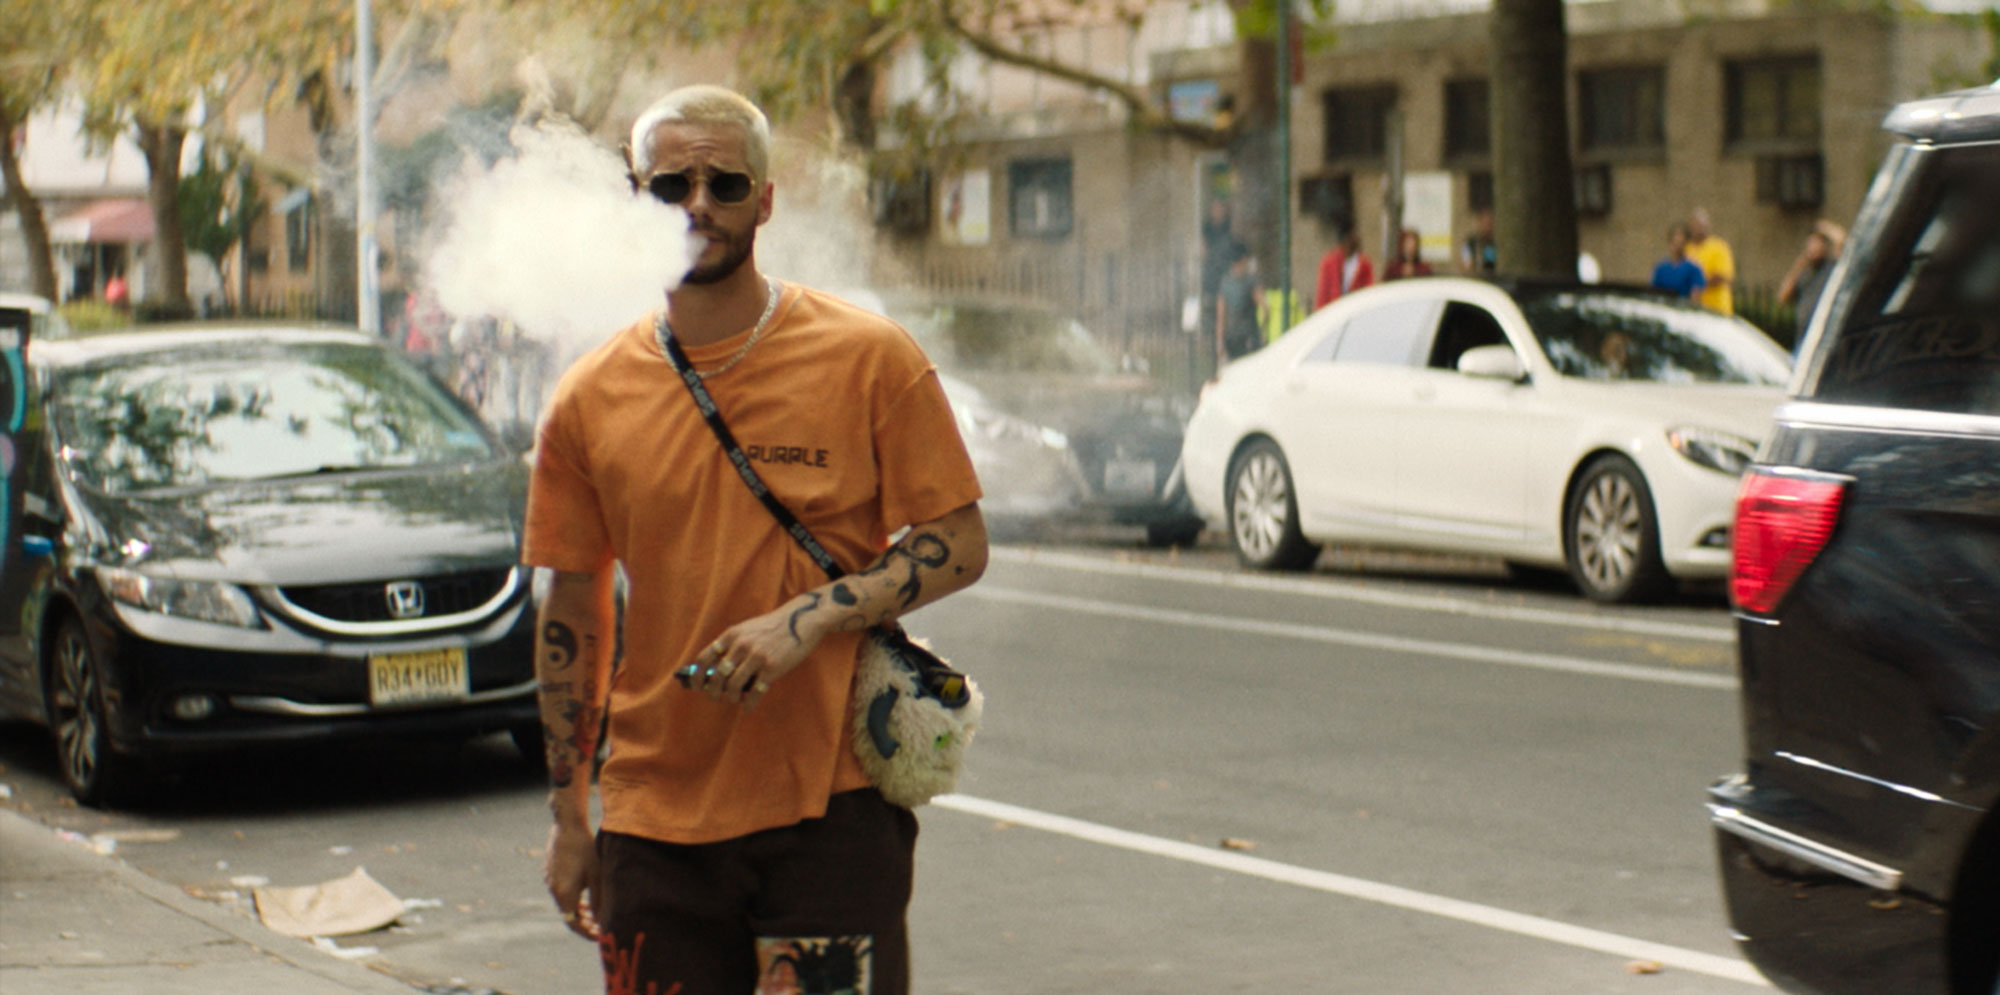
254, 866, 404, 938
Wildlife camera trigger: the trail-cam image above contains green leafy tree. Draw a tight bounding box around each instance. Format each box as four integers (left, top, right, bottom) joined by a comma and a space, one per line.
0, 0, 83, 301
72, 0, 352, 314
178, 147, 264, 310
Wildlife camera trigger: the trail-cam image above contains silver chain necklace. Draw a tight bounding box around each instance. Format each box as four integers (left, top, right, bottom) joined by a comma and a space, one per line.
656, 277, 782, 379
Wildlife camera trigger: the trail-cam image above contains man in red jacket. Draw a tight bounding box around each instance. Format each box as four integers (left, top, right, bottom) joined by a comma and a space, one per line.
1313, 224, 1374, 310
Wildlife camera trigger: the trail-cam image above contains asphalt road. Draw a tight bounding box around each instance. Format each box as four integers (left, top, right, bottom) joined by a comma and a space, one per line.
0, 538, 1760, 994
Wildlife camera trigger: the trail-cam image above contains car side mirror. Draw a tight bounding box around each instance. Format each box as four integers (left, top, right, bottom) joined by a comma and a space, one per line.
1458, 344, 1526, 382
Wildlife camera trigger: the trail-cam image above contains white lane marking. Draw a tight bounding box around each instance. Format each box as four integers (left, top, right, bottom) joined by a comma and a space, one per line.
936, 794, 1770, 987
965, 586, 1738, 690
990, 547, 1735, 643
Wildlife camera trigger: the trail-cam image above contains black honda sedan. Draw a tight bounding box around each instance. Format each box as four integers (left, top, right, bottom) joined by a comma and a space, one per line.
1708, 82, 2000, 994
0, 325, 541, 806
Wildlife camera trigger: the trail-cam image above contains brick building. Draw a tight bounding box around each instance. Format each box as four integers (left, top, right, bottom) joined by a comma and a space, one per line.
876, 0, 1991, 358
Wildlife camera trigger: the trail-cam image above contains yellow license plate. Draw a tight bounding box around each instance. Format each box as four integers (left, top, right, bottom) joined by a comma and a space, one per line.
368, 648, 470, 708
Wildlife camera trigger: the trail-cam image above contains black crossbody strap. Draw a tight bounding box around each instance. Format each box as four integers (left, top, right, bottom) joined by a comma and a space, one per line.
657, 316, 847, 582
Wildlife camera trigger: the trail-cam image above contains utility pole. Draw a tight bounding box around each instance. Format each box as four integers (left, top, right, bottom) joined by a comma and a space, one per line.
1275, 1, 1293, 328
355, 0, 380, 334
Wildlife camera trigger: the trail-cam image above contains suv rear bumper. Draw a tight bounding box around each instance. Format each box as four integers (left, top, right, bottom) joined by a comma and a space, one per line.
1708, 773, 1951, 993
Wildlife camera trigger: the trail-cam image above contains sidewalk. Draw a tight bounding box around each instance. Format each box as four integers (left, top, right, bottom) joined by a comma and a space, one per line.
0, 808, 417, 995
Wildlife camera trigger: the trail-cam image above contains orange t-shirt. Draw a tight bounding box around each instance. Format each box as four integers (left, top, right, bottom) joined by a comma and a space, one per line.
522, 283, 983, 844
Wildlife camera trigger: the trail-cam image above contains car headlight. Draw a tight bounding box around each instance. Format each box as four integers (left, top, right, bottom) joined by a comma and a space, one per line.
1667, 427, 1758, 476
98, 567, 263, 628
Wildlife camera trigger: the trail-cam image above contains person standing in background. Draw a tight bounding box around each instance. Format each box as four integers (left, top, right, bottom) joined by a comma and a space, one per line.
1686, 208, 1736, 315
1384, 229, 1432, 281
1778, 219, 1846, 346
1215, 240, 1265, 369
1459, 208, 1497, 275
1313, 224, 1374, 310
1650, 223, 1707, 301
1198, 199, 1234, 353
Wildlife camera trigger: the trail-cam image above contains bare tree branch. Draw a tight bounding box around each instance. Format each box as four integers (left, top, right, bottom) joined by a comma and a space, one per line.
933, 0, 1227, 148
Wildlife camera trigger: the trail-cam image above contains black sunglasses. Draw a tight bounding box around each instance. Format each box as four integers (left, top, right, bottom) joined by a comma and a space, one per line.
647, 169, 756, 206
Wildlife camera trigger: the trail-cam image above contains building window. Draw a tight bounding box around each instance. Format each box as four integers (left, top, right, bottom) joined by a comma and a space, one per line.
284, 194, 313, 273
1578, 67, 1664, 154
1443, 79, 1490, 163
1575, 164, 1613, 216
1008, 158, 1072, 240
1323, 85, 1397, 164
1299, 174, 1354, 227
1755, 153, 1824, 208
1466, 171, 1494, 213
1727, 57, 1820, 151
870, 169, 931, 234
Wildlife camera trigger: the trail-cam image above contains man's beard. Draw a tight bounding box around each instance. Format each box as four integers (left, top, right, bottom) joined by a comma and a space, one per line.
681, 227, 754, 286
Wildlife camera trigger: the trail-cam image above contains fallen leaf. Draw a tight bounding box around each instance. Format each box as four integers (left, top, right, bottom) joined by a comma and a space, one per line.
1625, 960, 1663, 975
1220, 838, 1257, 851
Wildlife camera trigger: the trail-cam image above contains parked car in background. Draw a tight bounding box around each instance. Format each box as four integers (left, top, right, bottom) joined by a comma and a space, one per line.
0, 325, 541, 807
1180, 277, 1792, 601
1708, 82, 2000, 994
861, 292, 1206, 546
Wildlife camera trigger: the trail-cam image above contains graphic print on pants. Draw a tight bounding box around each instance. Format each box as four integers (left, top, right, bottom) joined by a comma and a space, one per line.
756, 935, 873, 995
599, 931, 683, 995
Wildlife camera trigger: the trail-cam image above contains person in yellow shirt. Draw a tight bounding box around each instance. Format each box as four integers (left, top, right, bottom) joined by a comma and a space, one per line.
1686, 208, 1736, 315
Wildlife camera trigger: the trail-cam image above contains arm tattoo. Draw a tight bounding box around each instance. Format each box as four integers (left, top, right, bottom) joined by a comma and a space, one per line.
787, 591, 824, 643
542, 621, 578, 670
539, 626, 598, 791
848, 529, 957, 612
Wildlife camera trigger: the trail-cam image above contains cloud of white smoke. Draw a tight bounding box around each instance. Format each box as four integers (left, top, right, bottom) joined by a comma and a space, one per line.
423, 118, 694, 361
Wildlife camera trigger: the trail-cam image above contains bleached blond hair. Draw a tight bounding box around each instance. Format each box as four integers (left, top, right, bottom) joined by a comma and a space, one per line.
628, 85, 772, 179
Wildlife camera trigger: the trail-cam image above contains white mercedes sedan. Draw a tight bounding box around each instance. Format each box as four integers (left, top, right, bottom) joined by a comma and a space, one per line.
1180, 277, 1793, 602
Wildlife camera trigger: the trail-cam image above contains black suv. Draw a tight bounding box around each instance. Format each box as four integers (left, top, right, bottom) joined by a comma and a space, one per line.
1707, 83, 2000, 993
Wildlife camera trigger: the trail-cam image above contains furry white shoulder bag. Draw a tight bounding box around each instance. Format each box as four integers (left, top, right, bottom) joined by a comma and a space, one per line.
852, 626, 983, 808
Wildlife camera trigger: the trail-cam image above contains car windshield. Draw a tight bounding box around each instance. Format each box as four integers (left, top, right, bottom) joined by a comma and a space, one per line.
895, 303, 1117, 375
1518, 290, 1792, 385
52, 340, 495, 494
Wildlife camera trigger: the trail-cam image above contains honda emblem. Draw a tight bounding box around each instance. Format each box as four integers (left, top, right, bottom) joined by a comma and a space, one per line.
385, 581, 425, 620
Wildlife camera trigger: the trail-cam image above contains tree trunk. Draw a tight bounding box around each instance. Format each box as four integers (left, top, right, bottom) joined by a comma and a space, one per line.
135, 119, 192, 314
834, 57, 879, 153
1488, 0, 1577, 279
0, 112, 60, 302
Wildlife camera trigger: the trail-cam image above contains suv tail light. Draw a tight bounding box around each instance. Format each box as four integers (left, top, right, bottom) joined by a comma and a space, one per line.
1731, 469, 1849, 615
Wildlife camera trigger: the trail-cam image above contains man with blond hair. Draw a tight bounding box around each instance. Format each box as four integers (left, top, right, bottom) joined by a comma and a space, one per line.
523, 83, 987, 994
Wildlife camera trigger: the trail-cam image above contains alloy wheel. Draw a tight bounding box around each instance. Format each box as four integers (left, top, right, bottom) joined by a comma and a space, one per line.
1573, 471, 1643, 592
50, 623, 103, 794
1231, 450, 1291, 562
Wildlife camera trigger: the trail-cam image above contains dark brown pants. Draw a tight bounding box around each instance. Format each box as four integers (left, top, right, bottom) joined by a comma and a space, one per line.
594, 789, 918, 995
